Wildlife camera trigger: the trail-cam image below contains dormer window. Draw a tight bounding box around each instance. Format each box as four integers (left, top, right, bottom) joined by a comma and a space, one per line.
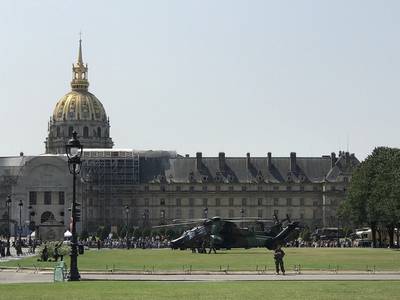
188, 171, 195, 183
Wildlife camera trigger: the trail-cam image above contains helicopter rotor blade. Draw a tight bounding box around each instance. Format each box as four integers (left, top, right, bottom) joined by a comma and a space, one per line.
152, 221, 202, 229
172, 218, 206, 223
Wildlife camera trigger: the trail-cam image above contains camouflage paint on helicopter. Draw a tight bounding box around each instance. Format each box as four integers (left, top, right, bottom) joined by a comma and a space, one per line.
166, 215, 300, 253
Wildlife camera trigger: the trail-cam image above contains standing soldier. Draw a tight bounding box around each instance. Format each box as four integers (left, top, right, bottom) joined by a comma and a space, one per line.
273, 245, 285, 275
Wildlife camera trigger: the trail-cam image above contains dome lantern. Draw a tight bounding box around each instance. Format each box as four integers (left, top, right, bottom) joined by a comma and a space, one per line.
71, 39, 89, 91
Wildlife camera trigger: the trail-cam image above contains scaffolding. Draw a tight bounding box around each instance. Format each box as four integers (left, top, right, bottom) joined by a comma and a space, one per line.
80, 150, 139, 231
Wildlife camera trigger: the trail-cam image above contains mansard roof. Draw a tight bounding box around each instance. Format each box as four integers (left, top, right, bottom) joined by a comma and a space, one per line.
141, 152, 360, 184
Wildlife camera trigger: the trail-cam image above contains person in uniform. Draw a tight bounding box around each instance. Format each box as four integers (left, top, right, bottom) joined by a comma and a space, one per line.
273, 245, 285, 275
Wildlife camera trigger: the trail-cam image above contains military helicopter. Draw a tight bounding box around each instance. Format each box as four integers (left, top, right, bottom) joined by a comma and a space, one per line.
155, 214, 300, 253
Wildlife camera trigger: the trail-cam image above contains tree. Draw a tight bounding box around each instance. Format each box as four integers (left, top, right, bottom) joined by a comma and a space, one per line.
340, 147, 400, 248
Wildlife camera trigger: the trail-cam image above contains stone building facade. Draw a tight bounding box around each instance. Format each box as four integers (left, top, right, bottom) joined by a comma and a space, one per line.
0, 41, 359, 236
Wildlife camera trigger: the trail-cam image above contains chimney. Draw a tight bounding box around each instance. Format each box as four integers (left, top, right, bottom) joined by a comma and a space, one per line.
196, 152, 202, 169
290, 152, 296, 173
330, 152, 337, 168
246, 152, 251, 169
218, 152, 226, 170
185, 154, 189, 158
267, 152, 272, 169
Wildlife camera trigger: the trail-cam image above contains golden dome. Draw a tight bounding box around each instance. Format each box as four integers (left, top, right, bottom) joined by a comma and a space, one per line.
52, 90, 108, 122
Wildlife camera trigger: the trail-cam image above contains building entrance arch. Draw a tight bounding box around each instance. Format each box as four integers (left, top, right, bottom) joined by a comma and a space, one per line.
41, 211, 55, 224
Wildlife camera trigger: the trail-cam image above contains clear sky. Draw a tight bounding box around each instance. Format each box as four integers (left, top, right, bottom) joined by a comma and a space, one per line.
1, 0, 399, 160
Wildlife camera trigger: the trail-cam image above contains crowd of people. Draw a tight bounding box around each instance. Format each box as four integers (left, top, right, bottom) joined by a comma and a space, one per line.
83, 235, 171, 249
285, 238, 355, 248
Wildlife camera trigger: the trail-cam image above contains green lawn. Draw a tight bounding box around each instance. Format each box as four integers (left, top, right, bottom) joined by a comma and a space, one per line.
0, 281, 399, 300
1, 248, 399, 272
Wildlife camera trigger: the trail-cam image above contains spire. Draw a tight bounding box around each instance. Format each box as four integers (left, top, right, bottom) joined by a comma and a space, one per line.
78, 37, 83, 65
71, 37, 89, 91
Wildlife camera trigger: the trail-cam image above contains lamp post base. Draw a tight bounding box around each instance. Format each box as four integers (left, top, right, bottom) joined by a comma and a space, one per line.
68, 273, 81, 281
69, 245, 80, 281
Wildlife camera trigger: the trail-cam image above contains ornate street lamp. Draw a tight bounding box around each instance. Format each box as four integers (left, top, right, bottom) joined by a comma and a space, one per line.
142, 212, 146, 228
125, 206, 130, 249
240, 208, 245, 228
142, 209, 149, 228
18, 200, 23, 255
65, 131, 83, 281
5, 195, 11, 256
204, 207, 208, 219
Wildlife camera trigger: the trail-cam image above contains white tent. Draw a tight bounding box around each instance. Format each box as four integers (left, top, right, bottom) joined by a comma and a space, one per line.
64, 230, 72, 237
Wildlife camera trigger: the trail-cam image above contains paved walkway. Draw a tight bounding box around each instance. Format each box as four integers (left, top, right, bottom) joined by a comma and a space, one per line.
1, 271, 400, 283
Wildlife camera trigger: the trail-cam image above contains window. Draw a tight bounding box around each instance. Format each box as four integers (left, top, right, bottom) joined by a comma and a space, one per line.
144, 186, 149, 192
229, 198, 234, 206
176, 198, 181, 206
300, 213, 304, 220
161, 185, 166, 192
83, 127, 89, 138
286, 185, 292, 191
229, 186, 234, 192
242, 186, 247, 191
160, 199, 165, 206
331, 185, 336, 191
56, 126, 60, 137
274, 209, 279, 217
202, 198, 208, 207
300, 198, 304, 206
287, 198, 292, 206
229, 209, 234, 218
258, 209, 263, 218
29, 191, 37, 205
273, 198, 279, 206
68, 126, 74, 137
189, 209, 194, 218
176, 186, 181, 192
215, 198, 221, 206
257, 185, 263, 191
97, 127, 101, 138
202, 186, 208, 192
313, 200, 319, 207
58, 192, 65, 205
257, 198, 263, 206
189, 186, 195, 192
189, 198, 194, 206
273, 186, 279, 191
241, 198, 247, 206
313, 209, 317, 219
313, 185, 319, 191
176, 209, 182, 219
215, 185, 221, 192
144, 198, 149, 206
300, 185, 304, 191
160, 210, 165, 219
44, 192, 52, 205
89, 198, 93, 206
